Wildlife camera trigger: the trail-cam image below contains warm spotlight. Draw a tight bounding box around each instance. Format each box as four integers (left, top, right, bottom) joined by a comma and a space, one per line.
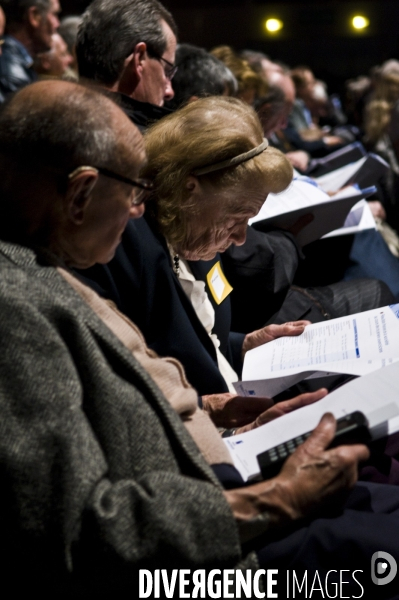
265, 18, 283, 33
352, 15, 369, 30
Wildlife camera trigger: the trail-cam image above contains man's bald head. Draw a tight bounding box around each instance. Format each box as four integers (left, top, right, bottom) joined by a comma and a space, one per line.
0, 80, 145, 245
267, 71, 296, 105
0, 80, 142, 175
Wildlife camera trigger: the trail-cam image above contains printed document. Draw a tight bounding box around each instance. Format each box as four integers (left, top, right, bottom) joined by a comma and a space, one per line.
236, 305, 399, 398
249, 179, 375, 246
226, 360, 399, 481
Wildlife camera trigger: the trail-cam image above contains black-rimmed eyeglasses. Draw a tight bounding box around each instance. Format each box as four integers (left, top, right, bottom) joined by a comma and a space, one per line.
150, 52, 178, 80
68, 166, 153, 205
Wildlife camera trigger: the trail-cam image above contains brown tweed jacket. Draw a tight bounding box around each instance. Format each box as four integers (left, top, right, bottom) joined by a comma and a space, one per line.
0, 241, 257, 596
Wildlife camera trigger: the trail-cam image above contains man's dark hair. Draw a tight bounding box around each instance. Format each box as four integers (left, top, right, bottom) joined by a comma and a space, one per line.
165, 44, 237, 110
254, 85, 285, 113
239, 50, 270, 74
76, 0, 177, 86
2, 0, 50, 27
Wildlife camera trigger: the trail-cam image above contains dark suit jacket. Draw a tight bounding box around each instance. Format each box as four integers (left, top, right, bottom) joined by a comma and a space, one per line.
222, 226, 301, 332
0, 240, 255, 595
78, 217, 244, 395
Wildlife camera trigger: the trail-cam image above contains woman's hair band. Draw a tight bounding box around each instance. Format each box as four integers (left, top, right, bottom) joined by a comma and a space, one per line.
192, 138, 269, 177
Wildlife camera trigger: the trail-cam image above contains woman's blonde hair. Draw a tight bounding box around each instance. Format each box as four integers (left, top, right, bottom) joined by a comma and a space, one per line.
142, 96, 293, 247
364, 72, 399, 144
210, 45, 268, 101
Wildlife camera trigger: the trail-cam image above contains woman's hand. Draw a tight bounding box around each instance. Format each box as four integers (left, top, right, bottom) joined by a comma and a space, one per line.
201, 388, 327, 431
234, 388, 328, 434
202, 393, 274, 428
242, 320, 310, 358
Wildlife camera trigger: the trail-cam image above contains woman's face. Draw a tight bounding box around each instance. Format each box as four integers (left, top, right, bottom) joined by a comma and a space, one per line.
176, 178, 267, 261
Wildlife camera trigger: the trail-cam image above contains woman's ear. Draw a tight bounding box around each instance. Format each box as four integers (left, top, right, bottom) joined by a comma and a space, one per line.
185, 175, 201, 194
65, 168, 98, 224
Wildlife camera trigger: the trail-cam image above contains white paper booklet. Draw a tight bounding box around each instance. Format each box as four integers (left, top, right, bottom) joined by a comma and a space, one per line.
314, 153, 389, 194
236, 304, 399, 399
249, 179, 375, 247
322, 199, 376, 238
226, 360, 399, 482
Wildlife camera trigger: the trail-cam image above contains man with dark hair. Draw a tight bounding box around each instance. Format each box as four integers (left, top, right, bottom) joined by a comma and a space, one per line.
0, 0, 60, 99
165, 43, 237, 110
76, 0, 177, 120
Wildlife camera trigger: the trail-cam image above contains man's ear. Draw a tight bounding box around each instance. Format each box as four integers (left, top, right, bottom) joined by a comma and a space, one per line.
26, 6, 42, 29
65, 169, 98, 225
117, 42, 146, 95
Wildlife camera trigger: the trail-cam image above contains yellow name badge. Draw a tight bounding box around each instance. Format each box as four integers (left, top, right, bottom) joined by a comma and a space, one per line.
206, 261, 233, 305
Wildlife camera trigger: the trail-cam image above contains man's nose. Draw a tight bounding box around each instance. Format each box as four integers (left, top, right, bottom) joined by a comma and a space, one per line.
164, 78, 174, 102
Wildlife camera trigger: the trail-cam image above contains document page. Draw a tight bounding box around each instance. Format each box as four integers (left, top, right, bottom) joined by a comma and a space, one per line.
315, 153, 389, 193
249, 180, 374, 246
226, 360, 399, 481
239, 305, 399, 397
322, 199, 376, 238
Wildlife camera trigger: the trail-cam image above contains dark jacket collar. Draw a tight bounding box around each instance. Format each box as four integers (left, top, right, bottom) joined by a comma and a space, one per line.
109, 91, 172, 131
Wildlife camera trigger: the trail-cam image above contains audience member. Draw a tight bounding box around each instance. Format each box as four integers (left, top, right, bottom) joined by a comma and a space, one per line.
0, 0, 60, 99
1, 80, 399, 599
164, 43, 237, 110
34, 31, 73, 78
58, 14, 81, 76
76, 0, 176, 122
210, 44, 267, 105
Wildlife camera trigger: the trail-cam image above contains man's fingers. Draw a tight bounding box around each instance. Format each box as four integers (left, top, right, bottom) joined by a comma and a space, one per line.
303, 412, 337, 451
331, 442, 370, 466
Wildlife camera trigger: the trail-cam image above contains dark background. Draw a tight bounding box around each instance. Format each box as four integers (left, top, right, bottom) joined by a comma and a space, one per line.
61, 0, 399, 95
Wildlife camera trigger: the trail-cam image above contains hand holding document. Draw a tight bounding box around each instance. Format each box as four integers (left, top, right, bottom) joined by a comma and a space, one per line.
226, 360, 399, 482
236, 304, 399, 398
249, 179, 377, 247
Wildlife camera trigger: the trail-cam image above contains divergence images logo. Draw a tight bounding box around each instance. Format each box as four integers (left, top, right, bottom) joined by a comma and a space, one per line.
371, 551, 397, 586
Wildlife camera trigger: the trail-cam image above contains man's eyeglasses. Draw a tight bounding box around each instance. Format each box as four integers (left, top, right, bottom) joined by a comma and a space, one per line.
68, 166, 153, 206
149, 52, 178, 81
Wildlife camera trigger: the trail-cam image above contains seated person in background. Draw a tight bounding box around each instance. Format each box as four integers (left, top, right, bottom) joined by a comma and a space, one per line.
58, 15, 82, 78
33, 32, 73, 79
164, 43, 237, 110
0, 0, 60, 100
2, 78, 399, 599
210, 44, 267, 105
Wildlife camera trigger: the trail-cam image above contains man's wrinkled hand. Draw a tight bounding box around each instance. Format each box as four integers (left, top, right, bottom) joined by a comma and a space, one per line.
275, 412, 370, 521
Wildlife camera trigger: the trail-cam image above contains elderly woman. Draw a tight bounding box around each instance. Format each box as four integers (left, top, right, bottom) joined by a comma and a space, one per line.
81, 96, 329, 437
141, 97, 301, 391
1, 80, 393, 597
